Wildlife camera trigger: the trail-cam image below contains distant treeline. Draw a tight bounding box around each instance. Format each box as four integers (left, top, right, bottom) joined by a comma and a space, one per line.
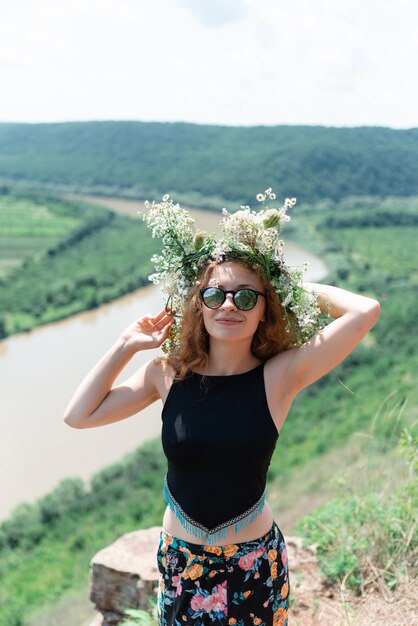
323, 208, 418, 229
0, 121, 417, 206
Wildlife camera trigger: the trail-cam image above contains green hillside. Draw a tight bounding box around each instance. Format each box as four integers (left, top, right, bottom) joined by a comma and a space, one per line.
0, 196, 417, 625
0, 122, 417, 206
1, 121, 417, 623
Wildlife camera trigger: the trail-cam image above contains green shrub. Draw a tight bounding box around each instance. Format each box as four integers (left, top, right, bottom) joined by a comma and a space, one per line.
297, 430, 418, 594
120, 598, 158, 626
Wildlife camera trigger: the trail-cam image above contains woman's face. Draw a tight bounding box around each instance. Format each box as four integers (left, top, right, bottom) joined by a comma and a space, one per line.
200, 262, 266, 345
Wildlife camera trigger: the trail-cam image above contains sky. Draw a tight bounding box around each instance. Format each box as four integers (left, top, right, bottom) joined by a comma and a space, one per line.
0, 0, 417, 128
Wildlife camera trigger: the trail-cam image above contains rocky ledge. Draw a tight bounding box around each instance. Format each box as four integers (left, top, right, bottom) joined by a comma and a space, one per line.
89, 526, 162, 626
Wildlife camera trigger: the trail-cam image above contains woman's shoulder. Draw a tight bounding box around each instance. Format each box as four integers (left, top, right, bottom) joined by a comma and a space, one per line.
264, 347, 297, 372
263, 349, 297, 396
147, 357, 177, 402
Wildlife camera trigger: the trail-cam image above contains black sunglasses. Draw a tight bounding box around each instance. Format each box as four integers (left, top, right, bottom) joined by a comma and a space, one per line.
200, 287, 266, 311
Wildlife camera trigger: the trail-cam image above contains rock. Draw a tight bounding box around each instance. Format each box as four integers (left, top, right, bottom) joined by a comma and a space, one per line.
89, 614, 104, 626
89, 526, 162, 625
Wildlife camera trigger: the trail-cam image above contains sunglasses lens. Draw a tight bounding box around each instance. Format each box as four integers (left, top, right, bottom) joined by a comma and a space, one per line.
235, 289, 257, 310
202, 287, 225, 309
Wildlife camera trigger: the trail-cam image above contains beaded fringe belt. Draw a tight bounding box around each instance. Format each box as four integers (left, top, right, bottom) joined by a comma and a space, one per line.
163, 474, 266, 545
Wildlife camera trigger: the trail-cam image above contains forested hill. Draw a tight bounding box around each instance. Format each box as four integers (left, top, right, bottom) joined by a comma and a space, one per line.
0, 121, 417, 205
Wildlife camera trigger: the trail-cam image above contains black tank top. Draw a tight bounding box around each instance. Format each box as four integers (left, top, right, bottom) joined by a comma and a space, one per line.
161, 362, 279, 544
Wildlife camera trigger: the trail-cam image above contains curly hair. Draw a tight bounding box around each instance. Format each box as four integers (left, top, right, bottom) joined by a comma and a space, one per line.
164, 260, 296, 380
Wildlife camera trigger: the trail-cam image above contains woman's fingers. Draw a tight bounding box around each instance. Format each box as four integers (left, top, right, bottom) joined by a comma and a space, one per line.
137, 309, 169, 327
152, 308, 170, 324
151, 309, 176, 330
157, 315, 175, 333
159, 321, 173, 339
148, 317, 174, 347
129, 309, 175, 347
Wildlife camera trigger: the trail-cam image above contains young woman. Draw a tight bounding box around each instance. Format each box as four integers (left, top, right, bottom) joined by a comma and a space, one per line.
64, 198, 380, 626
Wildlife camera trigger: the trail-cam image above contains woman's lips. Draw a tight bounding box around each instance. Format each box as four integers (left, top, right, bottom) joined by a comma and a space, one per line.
215, 318, 242, 325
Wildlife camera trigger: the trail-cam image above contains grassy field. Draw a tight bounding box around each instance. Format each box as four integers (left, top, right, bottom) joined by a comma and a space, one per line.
0, 195, 81, 278
330, 225, 418, 278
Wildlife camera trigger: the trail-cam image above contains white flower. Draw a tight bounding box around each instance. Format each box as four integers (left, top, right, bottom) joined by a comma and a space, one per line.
284, 197, 296, 208
162, 194, 170, 202
281, 292, 293, 307
283, 197, 297, 208
211, 247, 225, 262
256, 193, 266, 202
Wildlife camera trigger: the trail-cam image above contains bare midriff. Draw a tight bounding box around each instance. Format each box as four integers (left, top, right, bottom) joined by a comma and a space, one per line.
162, 499, 275, 545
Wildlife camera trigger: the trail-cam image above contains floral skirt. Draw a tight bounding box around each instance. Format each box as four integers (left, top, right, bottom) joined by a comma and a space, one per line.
156, 521, 289, 626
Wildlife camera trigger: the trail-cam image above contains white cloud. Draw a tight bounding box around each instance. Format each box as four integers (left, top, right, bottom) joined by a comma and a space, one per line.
0, 0, 416, 127
175, 0, 247, 27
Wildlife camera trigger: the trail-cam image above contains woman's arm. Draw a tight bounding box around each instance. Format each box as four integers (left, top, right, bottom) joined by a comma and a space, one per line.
281, 283, 381, 395
63, 308, 174, 429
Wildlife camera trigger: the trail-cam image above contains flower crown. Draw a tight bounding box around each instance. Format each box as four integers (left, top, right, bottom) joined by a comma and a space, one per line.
141, 189, 324, 355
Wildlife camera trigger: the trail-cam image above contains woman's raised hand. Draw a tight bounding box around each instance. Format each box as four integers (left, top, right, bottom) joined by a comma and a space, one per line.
63, 307, 176, 429
120, 308, 175, 352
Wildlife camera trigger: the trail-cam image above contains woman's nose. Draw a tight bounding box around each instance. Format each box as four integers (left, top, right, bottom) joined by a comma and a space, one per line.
221, 293, 236, 310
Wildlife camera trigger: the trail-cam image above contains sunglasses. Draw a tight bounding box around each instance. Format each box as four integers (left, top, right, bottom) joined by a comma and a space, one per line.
200, 287, 266, 311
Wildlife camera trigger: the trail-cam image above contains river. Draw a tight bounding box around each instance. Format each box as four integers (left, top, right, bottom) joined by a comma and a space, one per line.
0, 198, 328, 521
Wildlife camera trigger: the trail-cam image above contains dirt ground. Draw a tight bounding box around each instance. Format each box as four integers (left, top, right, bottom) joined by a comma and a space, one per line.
287, 536, 418, 625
